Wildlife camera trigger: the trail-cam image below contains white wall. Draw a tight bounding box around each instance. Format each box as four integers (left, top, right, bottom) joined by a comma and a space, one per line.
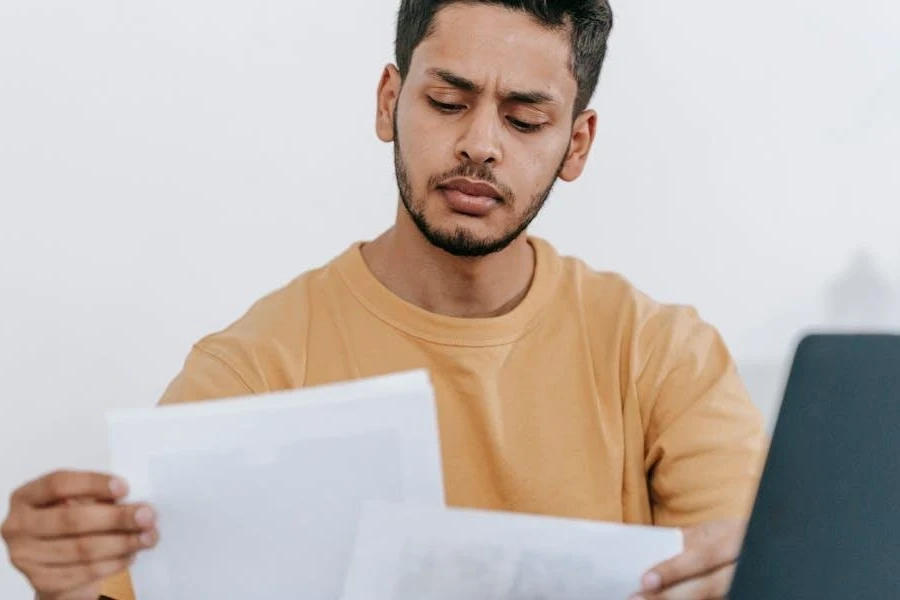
2, 0, 898, 595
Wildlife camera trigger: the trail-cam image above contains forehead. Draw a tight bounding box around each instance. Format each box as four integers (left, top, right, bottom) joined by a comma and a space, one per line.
408, 4, 577, 100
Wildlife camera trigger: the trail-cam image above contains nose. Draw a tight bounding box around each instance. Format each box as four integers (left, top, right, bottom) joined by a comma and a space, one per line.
454, 106, 502, 165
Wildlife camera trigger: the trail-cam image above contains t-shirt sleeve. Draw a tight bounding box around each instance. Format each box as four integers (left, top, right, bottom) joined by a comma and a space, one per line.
638, 306, 769, 528
157, 340, 263, 405
98, 571, 136, 600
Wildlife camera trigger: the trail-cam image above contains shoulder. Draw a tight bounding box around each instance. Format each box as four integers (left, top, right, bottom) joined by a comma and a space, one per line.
160, 257, 344, 404
199, 262, 339, 387
199, 270, 315, 357
556, 248, 711, 358
552, 245, 760, 446
552, 244, 739, 405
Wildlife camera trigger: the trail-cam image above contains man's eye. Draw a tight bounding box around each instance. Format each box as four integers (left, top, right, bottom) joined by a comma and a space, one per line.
427, 97, 464, 113
508, 118, 543, 133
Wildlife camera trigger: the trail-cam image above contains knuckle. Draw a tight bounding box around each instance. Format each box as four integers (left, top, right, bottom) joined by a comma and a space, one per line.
0, 514, 17, 540
48, 469, 78, 493
106, 505, 127, 531
119, 506, 132, 528
45, 473, 66, 499
73, 537, 94, 562
84, 560, 102, 579
7, 542, 29, 567
59, 506, 80, 534
686, 545, 707, 564
701, 543, 721, 564
128, 532, 144, 552
16, 510, 36, 536
12, 541, 42, 569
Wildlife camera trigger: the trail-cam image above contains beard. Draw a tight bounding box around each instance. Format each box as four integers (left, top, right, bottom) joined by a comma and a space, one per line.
393, 116, 567, 258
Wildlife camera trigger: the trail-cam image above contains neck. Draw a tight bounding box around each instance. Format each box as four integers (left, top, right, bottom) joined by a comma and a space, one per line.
361, 208, 536, 319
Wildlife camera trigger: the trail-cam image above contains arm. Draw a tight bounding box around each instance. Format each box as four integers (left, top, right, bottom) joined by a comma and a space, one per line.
630, 307, 768, 598
639, 306, 768, 527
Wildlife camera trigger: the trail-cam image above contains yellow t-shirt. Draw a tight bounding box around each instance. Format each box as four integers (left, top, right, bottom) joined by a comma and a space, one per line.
100, 236, 766, 599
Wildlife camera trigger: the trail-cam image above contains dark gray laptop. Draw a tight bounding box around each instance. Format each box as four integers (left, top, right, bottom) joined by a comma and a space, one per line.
729, 334, 900, 599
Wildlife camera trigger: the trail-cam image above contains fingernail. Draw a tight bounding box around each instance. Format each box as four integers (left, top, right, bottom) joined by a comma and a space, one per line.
642, 571, 662, 591
139, 531, 156, 547
135, 506, 156, 527
109, 477, 128, 496
629, 595, 645, 600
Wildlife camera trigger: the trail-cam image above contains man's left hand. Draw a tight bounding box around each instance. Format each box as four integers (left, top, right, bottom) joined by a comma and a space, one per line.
629, 519, 747, 600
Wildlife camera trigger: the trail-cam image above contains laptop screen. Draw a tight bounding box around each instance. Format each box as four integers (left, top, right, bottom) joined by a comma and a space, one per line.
729, 334, 900, 599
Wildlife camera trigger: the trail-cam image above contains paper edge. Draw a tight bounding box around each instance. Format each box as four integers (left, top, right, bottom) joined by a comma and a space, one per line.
104, 368, 432, 425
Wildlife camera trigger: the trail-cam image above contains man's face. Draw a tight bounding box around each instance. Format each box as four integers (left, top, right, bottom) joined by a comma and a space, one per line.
377, 3, 596, 257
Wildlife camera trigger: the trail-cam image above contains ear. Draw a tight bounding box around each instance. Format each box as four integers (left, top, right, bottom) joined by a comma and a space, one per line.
375, 64, 403, 143
558, 109, 597, 182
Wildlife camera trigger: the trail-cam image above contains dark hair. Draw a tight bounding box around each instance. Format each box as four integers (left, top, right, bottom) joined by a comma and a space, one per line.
395, 0, 614, 116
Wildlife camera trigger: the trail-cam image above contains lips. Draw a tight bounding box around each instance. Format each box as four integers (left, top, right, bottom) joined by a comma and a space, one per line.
439, 178, 502, 201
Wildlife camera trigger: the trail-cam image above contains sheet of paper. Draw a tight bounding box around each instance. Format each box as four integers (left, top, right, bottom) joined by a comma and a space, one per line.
341, 502, 683, 600
105, 369, 444, 600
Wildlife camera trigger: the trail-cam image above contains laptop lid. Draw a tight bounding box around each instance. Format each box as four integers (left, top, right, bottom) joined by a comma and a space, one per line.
729, 334, 900, 599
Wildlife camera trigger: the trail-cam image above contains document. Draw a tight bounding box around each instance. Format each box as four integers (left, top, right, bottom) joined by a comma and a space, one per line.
105, 370, 444, 600
341, 502, 683, 600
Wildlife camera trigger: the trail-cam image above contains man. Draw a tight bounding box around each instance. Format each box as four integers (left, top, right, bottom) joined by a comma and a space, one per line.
2, 1, 767, 599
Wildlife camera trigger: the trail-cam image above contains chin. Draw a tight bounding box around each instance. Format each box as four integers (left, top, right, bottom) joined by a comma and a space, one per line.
427, 218, 500, 244
422, 224, 520, 258
403, 197, 521, 257
419, 204, 494, 233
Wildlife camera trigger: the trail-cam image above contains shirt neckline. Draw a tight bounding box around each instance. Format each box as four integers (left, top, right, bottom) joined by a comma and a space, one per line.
332, 236, 563, 347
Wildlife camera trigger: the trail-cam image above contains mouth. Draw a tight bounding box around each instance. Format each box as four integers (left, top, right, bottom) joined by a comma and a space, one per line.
436, 177, 504, 217
438, 178, 503, 201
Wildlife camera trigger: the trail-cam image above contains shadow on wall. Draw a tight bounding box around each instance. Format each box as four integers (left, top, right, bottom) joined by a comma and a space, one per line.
737, 249, 900, 430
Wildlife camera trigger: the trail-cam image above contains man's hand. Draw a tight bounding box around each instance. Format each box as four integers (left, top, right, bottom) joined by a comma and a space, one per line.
2, 470, 158, 600
630, 519, 747, 600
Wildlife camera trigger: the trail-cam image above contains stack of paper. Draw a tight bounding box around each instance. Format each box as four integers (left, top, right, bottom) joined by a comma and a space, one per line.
105, 370, 444, 599
106, 369, 683, 599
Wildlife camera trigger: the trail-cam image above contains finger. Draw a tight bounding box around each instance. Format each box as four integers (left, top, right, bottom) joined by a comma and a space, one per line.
636, 563, 735, 600
27, 503, 156, 538
641, 547, 720, 591
28, 554, 136, 596
19, 530, 158, 566
642, 526, 742, 591
14, 471, 128, 507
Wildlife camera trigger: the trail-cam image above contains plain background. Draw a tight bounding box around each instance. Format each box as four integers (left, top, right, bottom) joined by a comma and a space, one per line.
1, 0, 898, 595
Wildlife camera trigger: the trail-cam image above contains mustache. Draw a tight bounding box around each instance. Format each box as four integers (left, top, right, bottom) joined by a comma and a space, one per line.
428, 163, 515, 203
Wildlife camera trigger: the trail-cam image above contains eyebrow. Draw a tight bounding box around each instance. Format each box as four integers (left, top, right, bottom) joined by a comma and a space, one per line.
426, 68, 557, 105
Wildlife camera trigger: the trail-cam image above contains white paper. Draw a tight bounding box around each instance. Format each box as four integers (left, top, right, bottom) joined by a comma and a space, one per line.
341, 502, 683, 600
105, 369, 445, 600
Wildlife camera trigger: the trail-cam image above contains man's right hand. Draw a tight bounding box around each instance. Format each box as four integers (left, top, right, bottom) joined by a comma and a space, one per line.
1, 470, 158, 600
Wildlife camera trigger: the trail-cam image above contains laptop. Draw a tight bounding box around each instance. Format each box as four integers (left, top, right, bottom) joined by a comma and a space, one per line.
729, 334, 900, 599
